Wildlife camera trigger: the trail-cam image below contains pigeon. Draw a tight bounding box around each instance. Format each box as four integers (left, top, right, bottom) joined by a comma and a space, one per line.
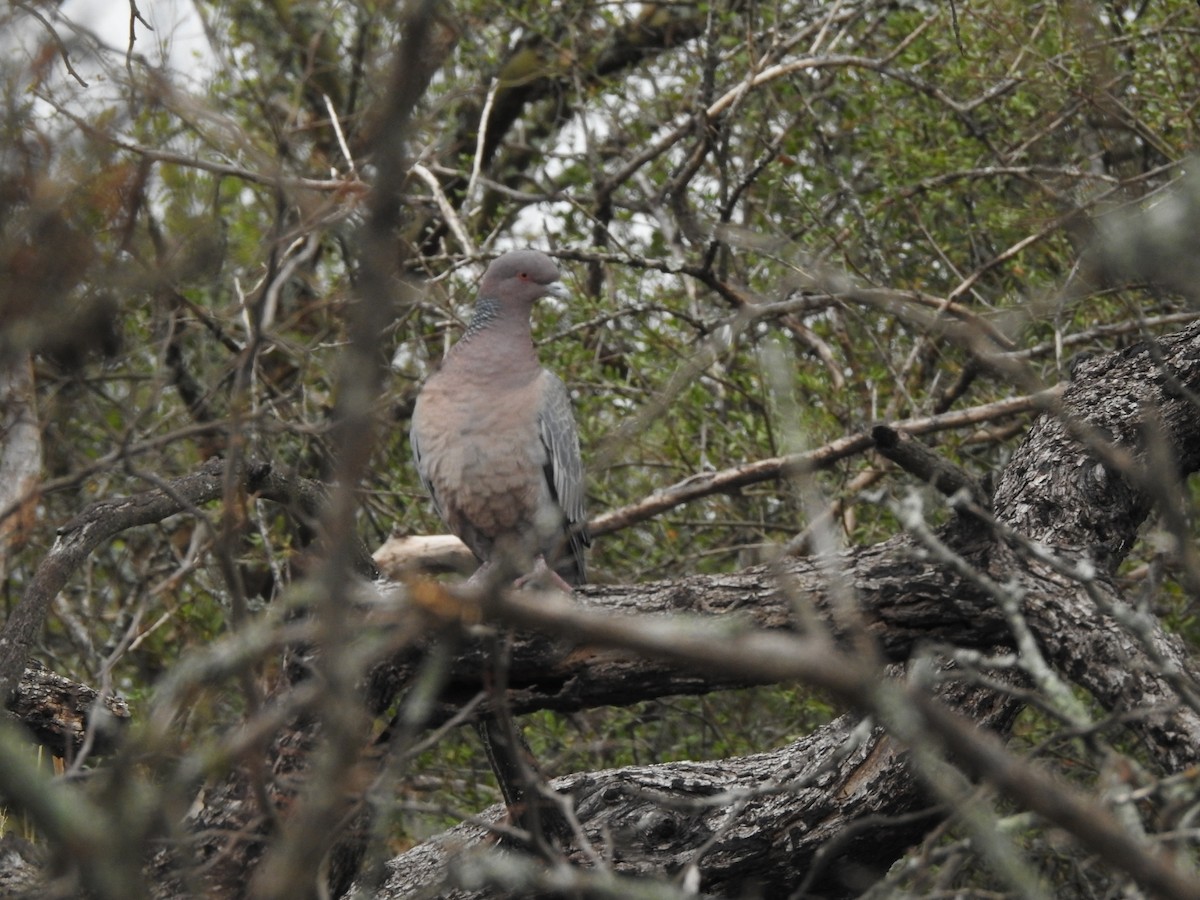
410, 250, 589, 589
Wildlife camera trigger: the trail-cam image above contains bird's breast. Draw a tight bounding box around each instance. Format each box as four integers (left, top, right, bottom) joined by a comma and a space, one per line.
412, 371, 550, 538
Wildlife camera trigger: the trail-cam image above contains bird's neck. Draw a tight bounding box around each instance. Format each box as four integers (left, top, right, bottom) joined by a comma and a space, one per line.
461, 298, 508, 340
448, 299, 540, 378
461, 300, 535, 344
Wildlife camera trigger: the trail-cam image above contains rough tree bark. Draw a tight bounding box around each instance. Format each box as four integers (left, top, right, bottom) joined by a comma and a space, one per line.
0, 355, 40, 586
357, 674, 1026, 900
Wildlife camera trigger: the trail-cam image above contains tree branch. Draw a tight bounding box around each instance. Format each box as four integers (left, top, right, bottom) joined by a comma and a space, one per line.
589, 390, 1052, 538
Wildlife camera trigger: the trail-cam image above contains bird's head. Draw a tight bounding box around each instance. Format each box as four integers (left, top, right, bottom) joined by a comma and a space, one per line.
479, 250, 569, 309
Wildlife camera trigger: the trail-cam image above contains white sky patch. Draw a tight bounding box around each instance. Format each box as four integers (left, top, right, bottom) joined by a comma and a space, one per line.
12, 0, 214, 115
59, 0, 211, 71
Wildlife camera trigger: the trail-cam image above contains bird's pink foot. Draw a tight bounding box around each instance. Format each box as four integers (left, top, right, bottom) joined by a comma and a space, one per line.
514, 556, 575, 593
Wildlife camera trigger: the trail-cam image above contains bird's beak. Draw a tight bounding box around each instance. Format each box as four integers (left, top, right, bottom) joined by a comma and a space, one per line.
546, 280, 570, 300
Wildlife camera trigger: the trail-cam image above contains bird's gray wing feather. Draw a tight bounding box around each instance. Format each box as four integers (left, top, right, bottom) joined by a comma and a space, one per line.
409, 419, 445, 523
537, 371, 589, 536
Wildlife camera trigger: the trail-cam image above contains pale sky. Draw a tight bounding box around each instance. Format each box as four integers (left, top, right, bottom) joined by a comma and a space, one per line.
56, 0, 212, 83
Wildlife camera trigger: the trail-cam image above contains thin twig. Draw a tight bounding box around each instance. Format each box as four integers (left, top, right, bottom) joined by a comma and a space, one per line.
411, 163, 478, 258
464, 78, 500, 214
322, 92, 356, 175
14, 1, 88, 86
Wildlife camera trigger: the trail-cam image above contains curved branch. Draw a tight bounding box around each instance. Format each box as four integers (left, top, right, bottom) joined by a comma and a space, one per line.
0, 458, 377, 704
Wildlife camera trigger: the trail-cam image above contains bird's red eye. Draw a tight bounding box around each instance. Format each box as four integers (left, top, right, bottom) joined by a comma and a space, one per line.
518, 272, 529, 280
